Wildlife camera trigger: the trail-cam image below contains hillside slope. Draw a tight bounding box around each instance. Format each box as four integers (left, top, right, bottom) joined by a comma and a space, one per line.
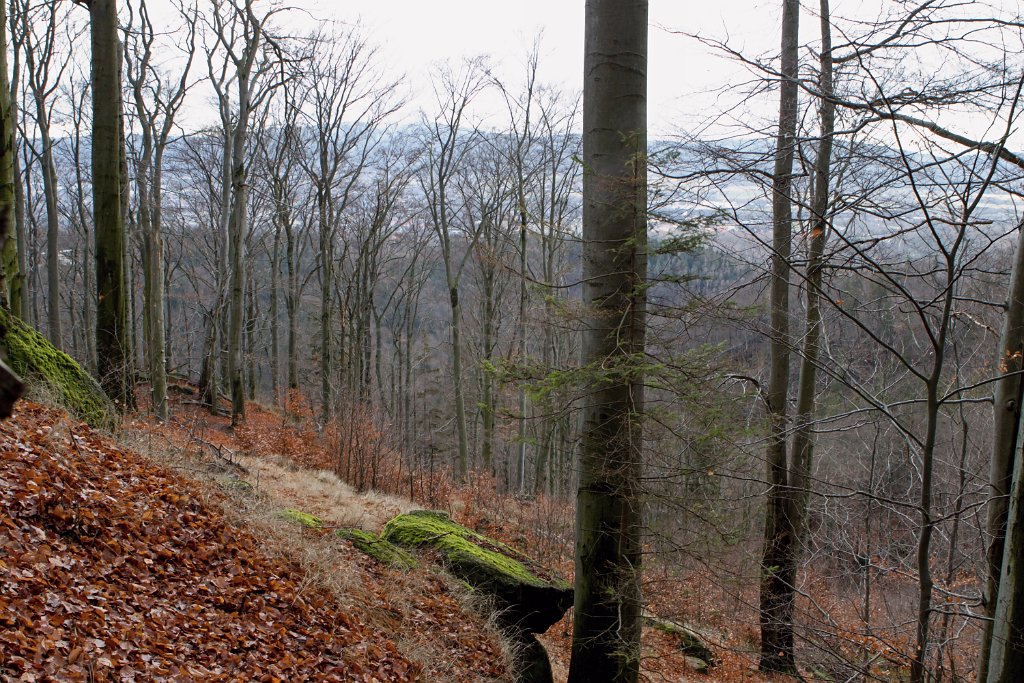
0, 401, 507, 682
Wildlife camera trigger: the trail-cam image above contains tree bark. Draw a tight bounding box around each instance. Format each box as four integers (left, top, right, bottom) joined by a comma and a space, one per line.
567, 2, 647, 681
0, 0, 14, 309
979, 219, 1024, 679
987, 434, 1024, 680
758, 0, 801, 674
7, 6, 23, 318
90, 0, 131, 408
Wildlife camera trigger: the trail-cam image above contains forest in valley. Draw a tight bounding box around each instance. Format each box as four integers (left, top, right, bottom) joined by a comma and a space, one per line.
2, 0, 1024, 681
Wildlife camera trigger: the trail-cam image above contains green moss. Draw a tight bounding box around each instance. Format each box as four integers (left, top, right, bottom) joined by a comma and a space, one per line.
278, 508, 323, 528
336, 528, 419, 570
0, 307, 113, 427
382, 510, 566, 590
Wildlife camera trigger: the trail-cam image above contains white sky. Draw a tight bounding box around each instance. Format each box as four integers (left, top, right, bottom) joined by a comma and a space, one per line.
275, 0, 784, 136
138, 0, 1022, 145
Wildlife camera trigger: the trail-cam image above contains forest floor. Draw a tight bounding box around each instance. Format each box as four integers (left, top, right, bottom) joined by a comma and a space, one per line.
1, 389, 798, 682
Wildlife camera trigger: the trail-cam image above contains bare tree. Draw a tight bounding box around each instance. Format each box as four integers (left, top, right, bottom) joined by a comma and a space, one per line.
123, 0, 197, 420
295, 25, 398, 422
17, 0, 75, 346
418, 60, 487, 479
203, 0, 282, 424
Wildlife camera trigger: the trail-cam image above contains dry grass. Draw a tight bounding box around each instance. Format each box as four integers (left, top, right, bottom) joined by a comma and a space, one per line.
233, 453, 417, 530
120, 422, 512, 682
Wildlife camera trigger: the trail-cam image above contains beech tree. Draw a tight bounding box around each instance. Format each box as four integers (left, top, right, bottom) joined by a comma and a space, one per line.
568, 1, 647, 681
295, 26, 398, 422
418, 60, 486, 479
76, 0, 131, 407
0, 0, 15, 308
123, 0, 197, 420
758, 0, 802, 673
17, 0, 74, 347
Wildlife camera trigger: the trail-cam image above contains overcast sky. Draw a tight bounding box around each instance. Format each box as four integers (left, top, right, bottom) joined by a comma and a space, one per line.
272, 0, 785, 136
138, 0, 1021, 145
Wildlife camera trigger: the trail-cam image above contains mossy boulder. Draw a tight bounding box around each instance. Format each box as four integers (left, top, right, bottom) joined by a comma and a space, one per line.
381, 509, 573, 634
336, 528, 418, 570
0, 307, 112, 427
278, 508, 323, 528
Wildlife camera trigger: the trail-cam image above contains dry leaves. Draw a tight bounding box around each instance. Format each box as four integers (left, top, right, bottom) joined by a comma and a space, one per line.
0, 402, 416, 682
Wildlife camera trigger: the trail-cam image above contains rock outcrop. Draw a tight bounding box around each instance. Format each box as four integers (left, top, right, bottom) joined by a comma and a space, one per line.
337, 528, 419, 570
382, 510, 573, 683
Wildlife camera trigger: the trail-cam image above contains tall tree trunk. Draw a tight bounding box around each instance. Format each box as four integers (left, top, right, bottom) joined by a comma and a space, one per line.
117, 60, 136, 409
245, 264, 256, 400
0, 0, 14, 308
227, 102, 249, 425
447, 280, 470, 478
567, 2, 647, 681
758, 0, 800, 674
146, 167, 168, 420
286, 218, 298, 391
72, 122, 96, 372
318, 190, 333, 422
978, 218, 1024, 680
270, 219, 281, 401
480, 266, 495, 473
37, 125, 59, 345
91, 0, 131, 408
10, 148, 24, 318
7, 7, 22, 318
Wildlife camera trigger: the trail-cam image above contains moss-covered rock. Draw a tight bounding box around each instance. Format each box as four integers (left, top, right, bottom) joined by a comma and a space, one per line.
0, 307, 113, 427
336, 528, 419, 570
278, 508, 323, 528
382, 509, 573, 635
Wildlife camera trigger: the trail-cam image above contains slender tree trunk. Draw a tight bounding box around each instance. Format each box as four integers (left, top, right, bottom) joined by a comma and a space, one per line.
146, 167, 168, 420
286, 219, 298, 391
91, 0, 131, 408
567, 2, 647, 681
319, 189, 333, 422
758, 0, 800, 673
447, 280, 470, 478
480, 267, 495, 473
270, 220, 281, 401
10, 148, 24, 318
245, 264, 256, 401
38, 127, 60, 345
72, 126, 96, 372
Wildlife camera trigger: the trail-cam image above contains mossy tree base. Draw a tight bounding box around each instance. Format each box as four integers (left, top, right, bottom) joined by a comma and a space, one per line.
0, 307, 113, 427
